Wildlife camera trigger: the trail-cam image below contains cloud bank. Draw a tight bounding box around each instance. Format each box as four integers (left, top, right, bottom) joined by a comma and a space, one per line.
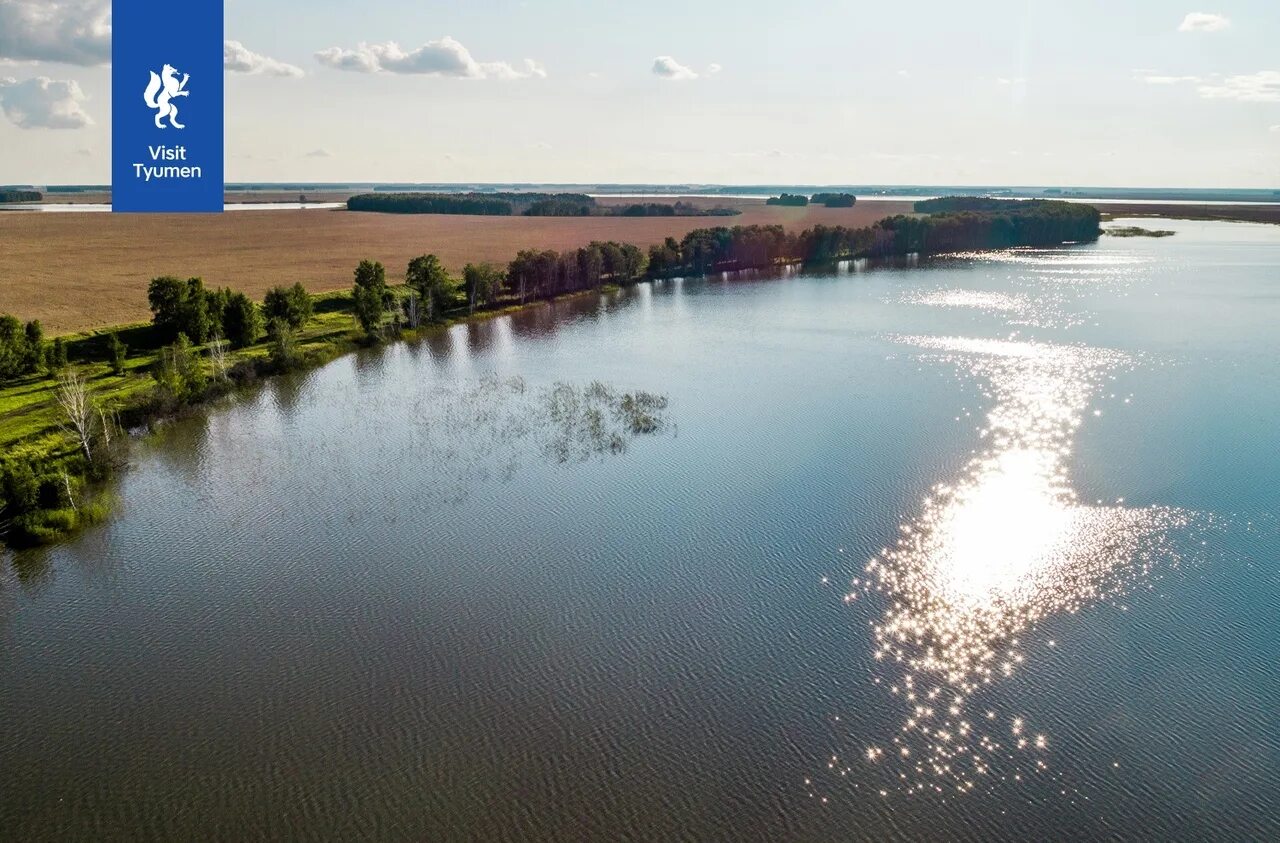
224, 40, 304, 78
1196, 71, 1280, 102
1140, 70, 1280, 103
0, 0, 111, 66
0, 75, 92, 128
316, 37, 544, 79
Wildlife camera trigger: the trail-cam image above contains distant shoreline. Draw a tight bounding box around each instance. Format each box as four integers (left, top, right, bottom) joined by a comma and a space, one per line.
10, 192, 1280, 226
10, 182, 1280, 205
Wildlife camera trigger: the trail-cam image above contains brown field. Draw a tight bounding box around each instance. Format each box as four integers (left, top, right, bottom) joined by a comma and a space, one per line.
0, 198, 913, 334
1094, 202, 1280, 225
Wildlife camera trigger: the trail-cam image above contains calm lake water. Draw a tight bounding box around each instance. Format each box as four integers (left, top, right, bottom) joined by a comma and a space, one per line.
2, 219, 1278, 840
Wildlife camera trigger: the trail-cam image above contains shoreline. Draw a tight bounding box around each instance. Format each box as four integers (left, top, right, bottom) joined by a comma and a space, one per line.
0, 198, 914, 334
0, 197, 1117, 547
9, 197, 1274, 336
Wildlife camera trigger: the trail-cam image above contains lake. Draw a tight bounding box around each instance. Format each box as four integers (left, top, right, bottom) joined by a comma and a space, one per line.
2, 218, 1278, 840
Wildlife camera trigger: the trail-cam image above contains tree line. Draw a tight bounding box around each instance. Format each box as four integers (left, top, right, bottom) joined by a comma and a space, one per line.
348, 192, 739, 218
811, 192, 856, 207
347, 193, 514, 215
0, 189, 42, 203
2, 198, 1100, 390
766, 192, 855, 207
646, 200, 1101, 276
615, 201, 739, 218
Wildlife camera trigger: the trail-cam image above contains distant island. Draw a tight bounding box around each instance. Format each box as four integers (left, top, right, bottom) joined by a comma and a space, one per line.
0, 189, 41, 203
811, 192, 856, 207
764, 192, 857, 208
1104, 226, 1176, 238
766, 193, 809, 207
347, 192, 740, 218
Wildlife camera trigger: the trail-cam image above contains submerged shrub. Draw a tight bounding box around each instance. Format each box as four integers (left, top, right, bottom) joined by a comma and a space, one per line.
7, 494, 113, 546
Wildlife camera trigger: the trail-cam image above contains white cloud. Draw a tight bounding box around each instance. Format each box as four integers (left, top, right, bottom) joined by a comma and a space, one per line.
1178, 12, 1230, 33
0, 0, 110, 65
652, 56, 698, 81
1269, 125, 1280, 133
1142, 74, 1201, 84
315, 37, 544, 79
0, 75, 92, 128
1196, 71, 1280, 102
224, 40, 304, 78
305, 148, 333, 158
708, 63, 723, 75
315, 46, 379, 73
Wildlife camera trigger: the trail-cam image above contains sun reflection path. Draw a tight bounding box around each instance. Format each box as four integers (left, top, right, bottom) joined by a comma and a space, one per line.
898, 290, 1084, 329
848, 335, 1192, 796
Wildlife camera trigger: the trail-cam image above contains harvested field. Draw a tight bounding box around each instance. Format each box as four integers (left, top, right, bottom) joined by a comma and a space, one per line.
0, 197, 913, 333
1093, 202, 1280, 225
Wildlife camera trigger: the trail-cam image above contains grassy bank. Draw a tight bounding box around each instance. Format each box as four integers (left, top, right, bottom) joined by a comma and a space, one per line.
0, 290, 367, 546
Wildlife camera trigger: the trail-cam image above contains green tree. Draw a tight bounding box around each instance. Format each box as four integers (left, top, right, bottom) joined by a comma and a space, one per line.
0, 456, 39, 513
577, 245, 604, 289
106, 334, 127, 375
204, 287, 230, 339
22, 320, 44, 371
0, 315, 26, 380
462, 263, 504, 314
50, 337, 69, 371
266, 318, 300, 369
406, 254, 457, 321
0, 316, 47, 381
352, 260, 389, 338
147, 276, 214, 343
152, 333, 206, 402
222, 292, 262, 348
262, 283, 313, 331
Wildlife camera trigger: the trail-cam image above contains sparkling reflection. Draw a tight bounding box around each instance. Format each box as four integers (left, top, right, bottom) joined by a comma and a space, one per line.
851, 334, 1192, 795
898, 289, 1082, 329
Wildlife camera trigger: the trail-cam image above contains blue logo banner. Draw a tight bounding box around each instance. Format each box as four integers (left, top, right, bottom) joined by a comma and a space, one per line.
112, 0, 224, 213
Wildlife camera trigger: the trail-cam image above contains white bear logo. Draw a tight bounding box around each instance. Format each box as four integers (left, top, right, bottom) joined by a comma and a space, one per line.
143, 64, 190, 129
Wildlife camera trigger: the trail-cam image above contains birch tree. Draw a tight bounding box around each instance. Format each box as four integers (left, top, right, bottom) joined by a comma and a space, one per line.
54, 366, 96, 462
208, 335, 230, 381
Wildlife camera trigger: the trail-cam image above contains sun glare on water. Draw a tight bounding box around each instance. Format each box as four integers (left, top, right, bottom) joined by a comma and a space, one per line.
843, 334, 1192, 797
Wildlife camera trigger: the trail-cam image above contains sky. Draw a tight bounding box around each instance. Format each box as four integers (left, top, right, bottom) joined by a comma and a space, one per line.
0, 0, 1277, 187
